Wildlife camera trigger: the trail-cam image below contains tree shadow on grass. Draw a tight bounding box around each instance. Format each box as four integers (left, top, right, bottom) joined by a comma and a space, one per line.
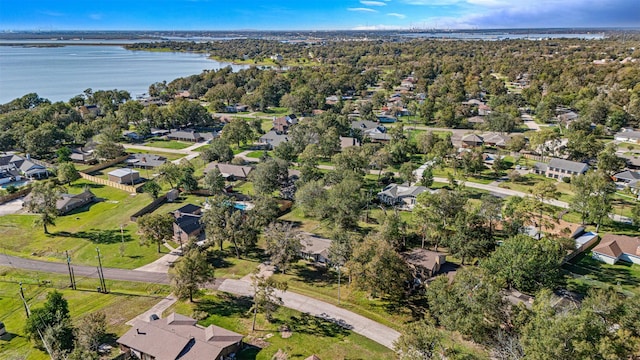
288, 312, 351, 337
53, 229, 134, 244
195, 293, 253, 319
291, 263, 337, 286
69, 182, 106, 189
563, 252, 640, 288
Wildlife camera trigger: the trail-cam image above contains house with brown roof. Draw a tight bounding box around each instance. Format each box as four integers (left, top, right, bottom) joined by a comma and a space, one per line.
300, 233, 332, 264
403, 248, 447, 283
117, 312, 243, 360
461, 134, 484, 148
592, 234, 640, 265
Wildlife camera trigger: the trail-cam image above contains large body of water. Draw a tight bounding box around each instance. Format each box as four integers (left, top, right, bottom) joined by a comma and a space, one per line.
0, 45, 248, 103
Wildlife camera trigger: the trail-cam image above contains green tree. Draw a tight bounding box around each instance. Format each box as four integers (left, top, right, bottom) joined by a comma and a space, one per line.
171, 247, 215, 302
25, 290, 75, 354
482, 235, 565, 293
571, 171, 615, 230
394, 321, 443, 360
201, 195, 234, 251
530, 182, 560, 236
294, 179, 328, 218
446, 209, 493, 265
156, 162, 182, 189
420, 167, 434, 187
177, 165, 198, 193
57, 162, 80, 186
201, 139, 234, 163
251, 274, 288, 330
203, 167, 225, 194
596, 143, 626, 177
346, 236, 410, 298
399, 162, 416, 186
141, 180, 161, 199
263, 222, 303, 274
221, 118, 253, 147
25, 180, 64, 234
250, 158, 289, 196
137, 213, 174, 252
94, 141, 125, 160
74, 311, 107, 354
56, 146, 72, 163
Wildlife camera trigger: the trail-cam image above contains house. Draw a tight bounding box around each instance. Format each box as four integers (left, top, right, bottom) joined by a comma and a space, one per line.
300, 233, 332, 264
123, 131, 144, 142
339, 137, 361, 150
350, 120, 390, 142
461, 134, 484, 148
403, 248, 447, 280
173, 204, 203, 243
125, 153, 167, 169
533, 158, 589, 181
167, 129, 203, 142
24, 189, 96, 215
592, 234, 640, 265
150, 128, 171, 137
70, 148, 96, 164
224, 104, 248, 113
0, 153, 48, 179
614, 130, 640, 144
258, 131, 289, 149
466, 116, 485, 125
117, 312, 243, 360
612, 170, 640, 184
204, 162, 253, 181
56, 189, 96, 214
482, 133, 511, 148
77, 105, 100, 118
619, 154, 640, 170
270, 54, 283, 61
478, 104, 491, 116
108, 168, 140, 185
377, 183, 432, 209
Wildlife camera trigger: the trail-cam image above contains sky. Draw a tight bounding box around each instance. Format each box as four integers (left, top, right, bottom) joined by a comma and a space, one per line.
0, 0, 638, 31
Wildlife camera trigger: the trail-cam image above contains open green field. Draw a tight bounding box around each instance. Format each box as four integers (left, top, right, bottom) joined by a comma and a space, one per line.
143, 139, 191, 150
167, 291, 394, 360
127, 149, 184, 161
0, 268, 169, 360
0, 180, 162, 269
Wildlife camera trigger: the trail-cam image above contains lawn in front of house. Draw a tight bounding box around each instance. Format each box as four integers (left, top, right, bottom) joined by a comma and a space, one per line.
0, 267, 170, 360
0, 180, 162, 269
143, 139, 191, 150
166, 291, 394, 360
563, 252, 640, 296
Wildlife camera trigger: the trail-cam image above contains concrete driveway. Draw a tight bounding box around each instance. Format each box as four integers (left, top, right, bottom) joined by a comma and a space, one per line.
0, 198, 24, 216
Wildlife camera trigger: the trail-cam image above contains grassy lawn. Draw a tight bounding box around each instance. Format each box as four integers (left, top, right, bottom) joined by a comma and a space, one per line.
143, 139, 191, 150
166, 291, 393, 360
563, 252, 640, 296
245, 150, 269, 159
251, 107, 290, 117
0, 268, 170, 360
0, 180, 163, 269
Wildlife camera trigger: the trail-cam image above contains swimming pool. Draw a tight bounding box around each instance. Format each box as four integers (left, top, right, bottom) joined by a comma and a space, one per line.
0, 180, 29, 189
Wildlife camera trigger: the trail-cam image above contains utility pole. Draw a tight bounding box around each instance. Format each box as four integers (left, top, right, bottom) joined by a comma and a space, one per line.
337, 265, 341, 304
65, 250, 75, 290
96, 248, 107, 293
19, 282, 29, 318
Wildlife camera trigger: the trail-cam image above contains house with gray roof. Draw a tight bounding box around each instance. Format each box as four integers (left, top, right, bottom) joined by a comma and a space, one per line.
614, 130, 640, 144
204, 162, 253, 180
533, 157, 588, 181
0, 154, 48, 179
258, 130, 289, 149
403, 248, 447, 281
117, 312, 243, 360
167, 129, 204, 142
125, 153, 167, 169
24, 189, 96, 215
108, 168, 140, 184
300, 233, 332, 264
377, 183, 433, 210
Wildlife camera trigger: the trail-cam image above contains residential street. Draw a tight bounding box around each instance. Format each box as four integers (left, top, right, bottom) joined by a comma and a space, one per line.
0, 253, 401, 349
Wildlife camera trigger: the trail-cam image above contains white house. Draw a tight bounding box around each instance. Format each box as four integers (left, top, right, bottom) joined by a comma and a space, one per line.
377, 183, 433, 210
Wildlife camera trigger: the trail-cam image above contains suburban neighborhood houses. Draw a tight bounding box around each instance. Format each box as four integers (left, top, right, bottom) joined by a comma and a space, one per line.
2, 28, 640, 360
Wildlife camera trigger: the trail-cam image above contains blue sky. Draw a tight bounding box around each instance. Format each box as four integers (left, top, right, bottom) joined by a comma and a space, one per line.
0, 0, 638, 31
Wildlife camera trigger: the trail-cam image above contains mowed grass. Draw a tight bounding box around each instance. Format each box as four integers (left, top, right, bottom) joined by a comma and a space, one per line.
0, 268, 170, 360
563, 252, 640, 296
143, 139, 191, 150
167, 292, 393, 360
0, 180, 163, 269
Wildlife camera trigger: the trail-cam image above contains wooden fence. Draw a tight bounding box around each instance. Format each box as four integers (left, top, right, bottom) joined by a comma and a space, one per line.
130, 194, 169, 222
78, 172, 138, 193
0, 186, 31, 205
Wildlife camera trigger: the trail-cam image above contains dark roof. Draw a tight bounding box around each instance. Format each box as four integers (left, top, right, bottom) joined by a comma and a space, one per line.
175, 214, 202, 235
593, 234, 640, 259
176, 204, 201, 215
126, 153, 167, 168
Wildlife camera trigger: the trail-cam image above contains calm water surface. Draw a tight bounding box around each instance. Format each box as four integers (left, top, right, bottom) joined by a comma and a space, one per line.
0, 45, 248, 103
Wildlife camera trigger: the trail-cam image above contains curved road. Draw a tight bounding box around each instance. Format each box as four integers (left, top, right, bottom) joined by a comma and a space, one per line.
0, 253, 400, 349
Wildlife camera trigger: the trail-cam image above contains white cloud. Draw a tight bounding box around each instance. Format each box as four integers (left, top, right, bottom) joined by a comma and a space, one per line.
347, 7, 378, 12
387, 12, 407, 18
352, 24, 406, 30
40, 11, 65, 17
360, 1, 387, 6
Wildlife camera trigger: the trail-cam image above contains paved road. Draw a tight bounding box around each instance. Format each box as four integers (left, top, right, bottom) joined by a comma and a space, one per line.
0, 254, 169, 284
217, 279, 401, 349
0, 253, 401, 349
